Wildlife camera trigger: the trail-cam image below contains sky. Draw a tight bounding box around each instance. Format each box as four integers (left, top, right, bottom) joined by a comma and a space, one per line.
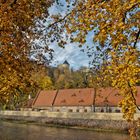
48, 0, 94, 70
49, 43, 90, 70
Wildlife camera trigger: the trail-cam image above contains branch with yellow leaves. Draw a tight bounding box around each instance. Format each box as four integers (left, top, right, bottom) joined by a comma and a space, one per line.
0, 0, 17, 5
122, 2, 140, 23
128, 82, 140, 111
134, 29, 140, 48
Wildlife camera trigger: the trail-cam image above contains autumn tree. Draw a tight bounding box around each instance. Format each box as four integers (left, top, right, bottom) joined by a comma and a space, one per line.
53, 64, 73, 89
30, 64, 54, 91
0, 0, 54, 103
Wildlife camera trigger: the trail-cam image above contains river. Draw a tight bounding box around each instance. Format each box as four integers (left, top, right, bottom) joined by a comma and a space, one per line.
0, 121, 129, 140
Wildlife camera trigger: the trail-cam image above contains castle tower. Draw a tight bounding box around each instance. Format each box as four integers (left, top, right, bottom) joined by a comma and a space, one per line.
58, 60, 70, 73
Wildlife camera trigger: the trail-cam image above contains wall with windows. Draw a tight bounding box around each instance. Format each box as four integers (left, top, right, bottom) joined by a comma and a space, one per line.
32, 106, 122, 113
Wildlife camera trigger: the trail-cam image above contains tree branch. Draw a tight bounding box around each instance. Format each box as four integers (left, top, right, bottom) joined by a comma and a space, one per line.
45, 4, 86, 30
1, 0, 7, 4
47, 12, 71, 29
10, 0, 17, 7
122, 2, 140, 23
128, 82, 140, 111
1, 0, 17, 5
134, 29, 140, 48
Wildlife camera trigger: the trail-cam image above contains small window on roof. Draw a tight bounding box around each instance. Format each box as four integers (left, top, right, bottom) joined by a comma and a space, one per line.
72, 93, 76, 97
61, 99, 66, 103
79, 99, 84, 103
115, 92, 120, 96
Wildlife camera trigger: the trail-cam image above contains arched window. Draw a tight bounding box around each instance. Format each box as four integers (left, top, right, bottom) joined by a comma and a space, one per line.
84, 109, 87, 112
108, 108, 112, 113
76, 109, 79, 112
101, 108, 104, 112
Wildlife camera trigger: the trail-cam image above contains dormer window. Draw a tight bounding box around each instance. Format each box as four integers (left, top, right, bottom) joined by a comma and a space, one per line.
79, 99, 84, 103
72, 93, 76, 97
61, 99, 66, 103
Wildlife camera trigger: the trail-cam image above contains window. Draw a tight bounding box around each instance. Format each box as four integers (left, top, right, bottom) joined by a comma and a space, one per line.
84, 109, 87, 112
76, 109, 79, 112
72, 93, 76, 97
108, 108, 112, 113
115, 109, 120, 113
68, 109, 73, 112
61, 99, 66, 103
79, 99, 84, 103
101, 108, 104, 112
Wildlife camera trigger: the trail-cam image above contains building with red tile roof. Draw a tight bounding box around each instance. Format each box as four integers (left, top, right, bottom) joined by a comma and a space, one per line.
32, 87, 140, 113
32, 90, 58, 108
54, 88, 94, 106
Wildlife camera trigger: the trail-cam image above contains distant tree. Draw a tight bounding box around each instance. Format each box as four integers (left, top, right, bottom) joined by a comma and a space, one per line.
31, 65, 54, 91
71, 70, 87, 88
54, 66, 72, 89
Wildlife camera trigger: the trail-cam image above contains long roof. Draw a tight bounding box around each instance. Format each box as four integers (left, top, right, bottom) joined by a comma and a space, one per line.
32, 87, 140, 107
54, 88, 94, 106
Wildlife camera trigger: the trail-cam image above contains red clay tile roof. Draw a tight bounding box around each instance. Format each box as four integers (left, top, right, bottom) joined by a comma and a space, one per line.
32, 90, 57, 107
32, 87, 140, 107
54, 88, 94, 106
136, 87, 140, 105
95, 88, 122, 106
95, 87, 140, 106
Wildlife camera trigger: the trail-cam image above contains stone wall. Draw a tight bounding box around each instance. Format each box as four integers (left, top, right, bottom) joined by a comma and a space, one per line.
1, 111, 140, 132
0, 111, 136, 132
1, 110, 140, 120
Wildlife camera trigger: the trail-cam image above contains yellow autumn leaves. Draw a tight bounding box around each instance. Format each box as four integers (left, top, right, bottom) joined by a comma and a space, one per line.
65, 0, 140, 123
0, 1, 53, 102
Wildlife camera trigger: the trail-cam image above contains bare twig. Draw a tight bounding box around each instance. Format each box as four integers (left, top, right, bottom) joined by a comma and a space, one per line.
47, 12, 71, 29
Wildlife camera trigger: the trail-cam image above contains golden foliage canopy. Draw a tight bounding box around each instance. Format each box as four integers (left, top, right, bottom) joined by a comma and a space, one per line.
64, 0, 140, 121
0, 0, 53, 102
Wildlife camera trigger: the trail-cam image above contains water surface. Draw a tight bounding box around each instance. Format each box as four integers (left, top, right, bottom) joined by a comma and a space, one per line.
0, 121, 129, 140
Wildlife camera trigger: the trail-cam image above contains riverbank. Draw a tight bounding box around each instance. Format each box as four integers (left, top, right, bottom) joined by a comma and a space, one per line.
0, 116, 130, 133
0, 121, 129, 140
0, 111, 139, 133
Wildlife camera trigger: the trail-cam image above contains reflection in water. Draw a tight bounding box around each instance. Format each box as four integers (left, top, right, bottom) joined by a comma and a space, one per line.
0, 121, 128, 140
